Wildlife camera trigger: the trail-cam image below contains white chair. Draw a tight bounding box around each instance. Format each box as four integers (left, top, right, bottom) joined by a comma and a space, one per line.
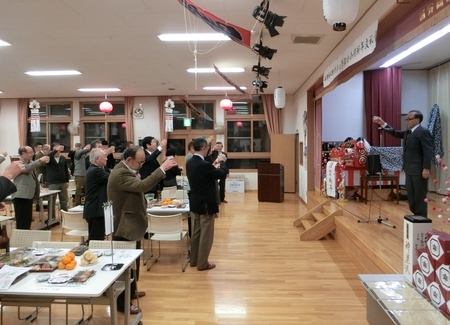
60, 210, 89, 243
10, 229, 52, 247
32, 241, 79, 249
146, 213, 189, 272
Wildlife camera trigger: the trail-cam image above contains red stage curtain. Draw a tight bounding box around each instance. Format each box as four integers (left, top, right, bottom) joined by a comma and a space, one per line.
363, 67, 402, 146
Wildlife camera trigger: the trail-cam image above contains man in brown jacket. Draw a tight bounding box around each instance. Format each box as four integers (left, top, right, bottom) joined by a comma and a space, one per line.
107, 146, 177, 314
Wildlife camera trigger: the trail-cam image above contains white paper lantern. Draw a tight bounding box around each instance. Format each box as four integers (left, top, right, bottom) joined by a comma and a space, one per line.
274, 86, 286, 109
323, 0, 359, 31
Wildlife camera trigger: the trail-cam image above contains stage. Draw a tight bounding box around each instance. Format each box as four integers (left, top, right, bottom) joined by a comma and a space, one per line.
308, 189, 450, 274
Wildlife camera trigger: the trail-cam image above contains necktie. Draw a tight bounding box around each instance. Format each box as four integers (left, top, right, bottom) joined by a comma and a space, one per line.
406, 130, 411, 142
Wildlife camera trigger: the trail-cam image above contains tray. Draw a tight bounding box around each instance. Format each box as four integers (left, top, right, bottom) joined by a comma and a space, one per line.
0, 249, 35, 268
29, 255, 60, 272
68, 270, 96, 284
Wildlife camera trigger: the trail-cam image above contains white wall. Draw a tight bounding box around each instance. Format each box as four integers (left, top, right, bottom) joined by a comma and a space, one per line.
295, 93, 308, 203
0, 99, 20, 174
402, 70, 429, 127
322, 73, 365, 141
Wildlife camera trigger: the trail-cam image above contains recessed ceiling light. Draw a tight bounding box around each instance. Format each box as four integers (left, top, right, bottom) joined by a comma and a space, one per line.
0, 40, 11, 46
158, 33, 230, 41
381, 23, 450, 68
25, 70, 81, 76
187, 68, 245, 73
0, 91, 3, 94
78, 88, 121, 92
203, 86, 247, 90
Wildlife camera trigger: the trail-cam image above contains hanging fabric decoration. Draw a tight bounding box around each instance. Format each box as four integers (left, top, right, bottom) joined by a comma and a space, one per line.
214, 65, 251, 98
178, 96, 213, 121
428, 104, 444, 166
165, 99, 174, 132
178, 0, 251, 48
29, 99, 41, 132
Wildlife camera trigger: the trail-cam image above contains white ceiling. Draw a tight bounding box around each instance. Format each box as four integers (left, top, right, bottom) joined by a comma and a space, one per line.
0, 0, 447, 99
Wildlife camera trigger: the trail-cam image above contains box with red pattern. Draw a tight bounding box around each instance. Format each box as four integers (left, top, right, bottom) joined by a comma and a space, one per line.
427, 231, 450, 267
436, 264, 450, 317
417, 248, 435, 281
413, 264, 432, 298
427, 282, 446, 310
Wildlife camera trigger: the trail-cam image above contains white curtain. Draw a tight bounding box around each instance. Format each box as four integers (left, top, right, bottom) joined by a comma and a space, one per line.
428, 62, 450, 190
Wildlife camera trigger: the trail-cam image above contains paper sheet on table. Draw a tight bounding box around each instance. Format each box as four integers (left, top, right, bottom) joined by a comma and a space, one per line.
0, 265, 30, 290
103, 205, 114, 236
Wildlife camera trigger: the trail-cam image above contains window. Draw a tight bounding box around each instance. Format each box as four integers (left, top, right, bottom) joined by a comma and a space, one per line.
225, 99, 270, 169
80, 102, 126, 154
26, 103, 72, 151
173, 102, 214, 131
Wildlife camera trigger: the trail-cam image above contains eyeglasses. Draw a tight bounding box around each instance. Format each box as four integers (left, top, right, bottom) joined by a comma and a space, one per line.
405, 118, 416, 121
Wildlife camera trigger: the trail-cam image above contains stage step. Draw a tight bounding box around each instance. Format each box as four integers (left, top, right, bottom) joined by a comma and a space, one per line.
293, 201, 343, 241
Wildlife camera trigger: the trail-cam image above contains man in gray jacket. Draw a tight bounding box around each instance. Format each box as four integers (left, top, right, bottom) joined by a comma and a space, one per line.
73, 143, 94, 206
12, 146, 49, 229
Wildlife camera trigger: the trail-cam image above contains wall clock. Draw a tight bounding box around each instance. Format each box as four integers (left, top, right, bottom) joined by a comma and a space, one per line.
133, 107, 144, 119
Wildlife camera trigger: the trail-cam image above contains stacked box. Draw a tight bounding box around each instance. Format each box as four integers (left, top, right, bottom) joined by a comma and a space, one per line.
403, 215, 432, 284
420, 230, 450, 317
415, 248, 435, 299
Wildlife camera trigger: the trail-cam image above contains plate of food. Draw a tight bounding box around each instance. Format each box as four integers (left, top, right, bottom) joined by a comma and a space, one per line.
48, 273, 71, 284
29, 255, 60, 272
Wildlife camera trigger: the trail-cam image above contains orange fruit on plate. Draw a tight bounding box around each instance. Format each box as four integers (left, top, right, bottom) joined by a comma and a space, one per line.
58, 261, 65, 270
67, 252, 75, 259
61, 255, 72, 265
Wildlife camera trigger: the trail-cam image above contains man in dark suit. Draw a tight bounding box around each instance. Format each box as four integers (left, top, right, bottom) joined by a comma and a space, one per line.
107, 146, 177, 314
139, 136, 167, 195
83, 148, 109, 241
211, 141, 229, 203
374, 110, 433, 217
187, 137, 228, 271
0, 161, 24, 202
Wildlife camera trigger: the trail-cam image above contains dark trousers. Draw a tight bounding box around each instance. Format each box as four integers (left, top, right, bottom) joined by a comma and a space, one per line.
13, 198, 34, 229
219, 178, 226, 201
406, 174, 428, 217
112, 236, 140, 312
87, 217, 105, 241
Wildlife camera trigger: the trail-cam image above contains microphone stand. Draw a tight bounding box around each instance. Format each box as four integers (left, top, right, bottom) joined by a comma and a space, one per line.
358, 127, 396, 228
102, 201, 124, 270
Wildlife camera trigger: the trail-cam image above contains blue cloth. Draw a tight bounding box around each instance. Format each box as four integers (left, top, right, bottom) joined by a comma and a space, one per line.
427, 104, 444, 166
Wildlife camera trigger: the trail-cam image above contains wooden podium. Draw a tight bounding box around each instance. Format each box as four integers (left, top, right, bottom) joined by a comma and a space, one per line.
257, 163, 284, 202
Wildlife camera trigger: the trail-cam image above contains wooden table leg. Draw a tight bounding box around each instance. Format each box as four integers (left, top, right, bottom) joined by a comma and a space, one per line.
396, 177, 399, 204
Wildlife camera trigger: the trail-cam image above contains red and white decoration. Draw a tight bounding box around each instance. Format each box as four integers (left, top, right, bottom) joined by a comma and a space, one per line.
165, 99, 174, 132
29, 99, 41, 132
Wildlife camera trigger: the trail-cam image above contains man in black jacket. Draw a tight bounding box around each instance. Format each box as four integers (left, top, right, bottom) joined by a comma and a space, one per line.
187, 137, 227, 271
374, 110, 433, 217
46, 143, 70, 215
139, 136, 166, 195
83, 148, 109, 241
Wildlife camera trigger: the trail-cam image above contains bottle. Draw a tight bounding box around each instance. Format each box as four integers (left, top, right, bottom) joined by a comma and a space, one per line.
0, 225, 10, 254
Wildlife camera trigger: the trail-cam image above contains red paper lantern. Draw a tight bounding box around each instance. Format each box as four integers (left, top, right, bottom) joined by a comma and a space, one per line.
236, 121, 243, 127
99, 101, 113, 114
220, 98, 233, 110
121, 122, 126, 129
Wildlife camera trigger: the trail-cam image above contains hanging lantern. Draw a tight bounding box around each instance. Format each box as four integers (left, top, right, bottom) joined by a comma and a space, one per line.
220, 98, 233, 110
274, 86, 286, 109
323, 0, 359, 32
121, 122, 127, 129
236, 121, 243, 127
99, 101, 113, 114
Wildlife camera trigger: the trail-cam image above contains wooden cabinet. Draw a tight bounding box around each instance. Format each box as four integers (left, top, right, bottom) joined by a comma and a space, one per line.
257, 163, 284, 202
270, 134, 297, 193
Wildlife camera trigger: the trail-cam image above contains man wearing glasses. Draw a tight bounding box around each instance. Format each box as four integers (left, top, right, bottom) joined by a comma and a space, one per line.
107, 146, 177, 314
12, 146, 49, 229
373, 110, 433, 218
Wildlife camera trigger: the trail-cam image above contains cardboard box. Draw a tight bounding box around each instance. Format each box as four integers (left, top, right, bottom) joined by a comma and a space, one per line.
427, 282, 446, 309
403, 216, 432, 284
225, 175, 245, 193
418, 249, 435, 279
427, 231, 450, 267
413, 266, 430, 297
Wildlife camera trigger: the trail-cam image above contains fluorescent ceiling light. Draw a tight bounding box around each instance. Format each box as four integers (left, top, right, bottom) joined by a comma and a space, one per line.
381, 23, 450, 68
158, 33, 230, 41
25, 70, 81, 76
203, 86, 247, 90
78, 88, 121, 92
187, 68, 245, 73
0, 40, 11, 46
0, 91, 3, 94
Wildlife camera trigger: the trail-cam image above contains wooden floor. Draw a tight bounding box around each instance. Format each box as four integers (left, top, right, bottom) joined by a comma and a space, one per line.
1, 190, 406, 325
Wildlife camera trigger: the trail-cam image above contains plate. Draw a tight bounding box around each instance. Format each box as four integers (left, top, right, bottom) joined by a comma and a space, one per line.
167, 205, 176, 208
80, 261, 98, 267
48, 274, 71, 284
34, 249, 48, 256
36, 274, 50, 282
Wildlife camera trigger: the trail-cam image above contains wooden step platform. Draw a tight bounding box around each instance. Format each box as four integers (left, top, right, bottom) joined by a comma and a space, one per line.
307, 190, 450, 275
